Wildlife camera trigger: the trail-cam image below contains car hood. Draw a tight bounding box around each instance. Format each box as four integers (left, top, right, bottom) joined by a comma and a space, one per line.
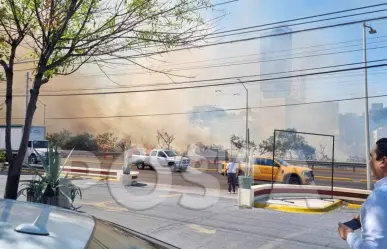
34, 148, 48, 155
0, 198, 94, 249
167, 156, 188, 161
288, 165, 313, 172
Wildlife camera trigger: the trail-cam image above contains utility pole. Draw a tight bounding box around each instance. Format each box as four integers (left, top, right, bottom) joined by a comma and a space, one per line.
26, 72, 29, 115
363, 22, 377, 190
238, 79, 249, 172
37, 100, 46, 127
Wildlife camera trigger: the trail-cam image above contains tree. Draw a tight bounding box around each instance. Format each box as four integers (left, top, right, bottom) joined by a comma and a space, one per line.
157, 130, 175, 150
46, 129, 72, 148
346, 156, 366, 163
230, 134, 256, 150
317, 144, 330, 161
258, 128, 316, 159
62, 132, 98, 151
96, 132, 118, 152
0, 0, 218, 199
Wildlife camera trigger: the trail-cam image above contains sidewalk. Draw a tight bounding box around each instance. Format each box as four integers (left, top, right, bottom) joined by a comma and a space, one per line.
76, 179, 357, 249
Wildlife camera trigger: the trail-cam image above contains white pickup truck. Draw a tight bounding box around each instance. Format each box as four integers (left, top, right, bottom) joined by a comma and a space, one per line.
0, 125, 48, 164
131, 149, 190, 172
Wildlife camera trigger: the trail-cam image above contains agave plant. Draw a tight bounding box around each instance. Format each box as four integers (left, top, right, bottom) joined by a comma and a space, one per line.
18, 144, 82, 209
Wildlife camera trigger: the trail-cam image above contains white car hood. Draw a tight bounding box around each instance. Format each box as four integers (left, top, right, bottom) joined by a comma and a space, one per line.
0, 198, 94, 249
168, 156, 188, 161
34, 148, 48, 155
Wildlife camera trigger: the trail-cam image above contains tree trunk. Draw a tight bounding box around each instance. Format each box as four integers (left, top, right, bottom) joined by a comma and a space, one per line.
4, 75, 42, 199
5, 72, 13, 165
3, 46, 17, 200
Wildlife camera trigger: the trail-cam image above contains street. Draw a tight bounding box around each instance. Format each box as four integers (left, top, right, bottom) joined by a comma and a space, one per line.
64, 157, 369, 190
0, 156, 366, 249
0, 173, 358, 249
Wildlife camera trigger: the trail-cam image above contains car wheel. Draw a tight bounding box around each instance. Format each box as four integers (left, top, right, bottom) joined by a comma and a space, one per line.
170, 163, 177, 172
288, 175, 301, 185
29, 154, 37, 164
136, 162, 145, 170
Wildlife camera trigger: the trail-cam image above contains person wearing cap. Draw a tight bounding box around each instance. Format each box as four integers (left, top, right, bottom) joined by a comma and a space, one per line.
338, 138, 387, 248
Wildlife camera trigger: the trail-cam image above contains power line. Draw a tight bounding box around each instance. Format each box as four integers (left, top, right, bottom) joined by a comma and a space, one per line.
90, 44, 387, 74
7, 35, 386, 94
12, 14, 387, 72
201, 2, 387, 37
5, 93, 386, 121
125, 15, 387, 59
5, 61, 387, 97
97, 4, 387, 54
9, 40, 387, 93
189, 7, 387, 41
50, 39, 387, 81
82, 36, 387, 71
7, 57, 387, 95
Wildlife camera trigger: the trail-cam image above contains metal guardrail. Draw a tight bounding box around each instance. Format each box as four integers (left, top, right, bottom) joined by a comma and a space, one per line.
57, 150, 122, 158
57, 150, 367, 168
285, 159, 366, 169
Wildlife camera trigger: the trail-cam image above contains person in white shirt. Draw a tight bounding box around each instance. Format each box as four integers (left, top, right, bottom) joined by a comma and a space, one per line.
226, 158, 238, 194
338, 137, 387, 248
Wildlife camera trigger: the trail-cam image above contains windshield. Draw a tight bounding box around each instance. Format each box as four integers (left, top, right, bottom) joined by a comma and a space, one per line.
86, 218, 178, 249
164, 150, 177, 157
277, 159, 290, 166
32, 140, 49, 149
133, 148, 147, 155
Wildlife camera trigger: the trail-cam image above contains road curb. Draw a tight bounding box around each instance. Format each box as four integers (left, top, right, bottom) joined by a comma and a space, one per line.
345, 203, 362, 209
314, 176, 353, 182
254, 199, 343, 214
359, 179, 377, 183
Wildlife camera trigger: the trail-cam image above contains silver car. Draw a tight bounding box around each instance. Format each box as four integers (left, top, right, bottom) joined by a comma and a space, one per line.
0, 198, 179, 249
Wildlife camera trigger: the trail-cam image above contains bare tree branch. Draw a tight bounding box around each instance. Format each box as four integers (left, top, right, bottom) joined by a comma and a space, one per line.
157, 130, 175, 150
93, 56, 122, 86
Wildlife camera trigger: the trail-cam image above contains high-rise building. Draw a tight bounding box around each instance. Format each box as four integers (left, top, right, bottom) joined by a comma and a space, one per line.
259, 26, 293, 99
256, 25, 339, 145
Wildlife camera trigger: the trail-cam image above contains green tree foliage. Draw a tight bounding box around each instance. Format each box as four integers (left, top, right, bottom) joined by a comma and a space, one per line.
258, 128, 316, 160
46, 129, 72, 148
47, 131, 120, 152
61, 132, 98, 151
230, 134, 256, 150
0, 0, 219, 199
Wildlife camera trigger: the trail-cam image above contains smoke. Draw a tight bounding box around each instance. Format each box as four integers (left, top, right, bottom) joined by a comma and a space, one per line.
2, 48, 221, 150
0, 3, 355, 159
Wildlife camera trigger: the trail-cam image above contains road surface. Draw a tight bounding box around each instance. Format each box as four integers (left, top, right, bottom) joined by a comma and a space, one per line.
0, 169, 358, 248
64, 158, 369, 190
14, 175, 358, 249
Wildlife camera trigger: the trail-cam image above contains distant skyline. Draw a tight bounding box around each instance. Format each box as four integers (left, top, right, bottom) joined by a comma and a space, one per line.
216, 0, 387, 115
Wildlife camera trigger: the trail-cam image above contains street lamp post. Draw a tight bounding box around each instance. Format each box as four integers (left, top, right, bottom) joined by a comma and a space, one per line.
363, 22, 377, 190
237, 79, 249, 169
37, 100, 46, 127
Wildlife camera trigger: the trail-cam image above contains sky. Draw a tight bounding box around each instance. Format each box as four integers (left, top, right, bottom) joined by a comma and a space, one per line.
217, 0, 387, 114
2, 0, 387, 157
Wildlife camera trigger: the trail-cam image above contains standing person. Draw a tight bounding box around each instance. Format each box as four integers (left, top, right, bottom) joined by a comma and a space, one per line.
226, 157, 238, 194
338, 138, 387, 248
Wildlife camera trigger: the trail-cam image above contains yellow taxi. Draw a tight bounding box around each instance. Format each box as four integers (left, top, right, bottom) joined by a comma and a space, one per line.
221, 156, 314, 185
